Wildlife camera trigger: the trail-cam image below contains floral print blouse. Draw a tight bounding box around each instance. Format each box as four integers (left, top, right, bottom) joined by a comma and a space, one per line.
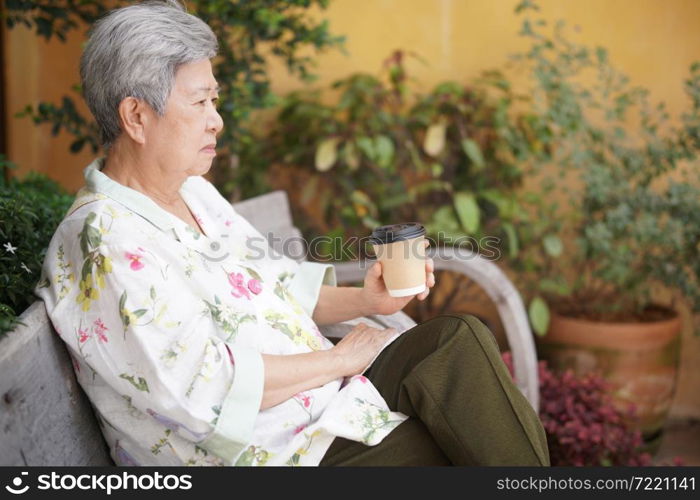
35, 158, 407, 466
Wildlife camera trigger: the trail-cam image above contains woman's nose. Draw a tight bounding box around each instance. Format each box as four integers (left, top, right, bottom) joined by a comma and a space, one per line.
208, 105, 224, 134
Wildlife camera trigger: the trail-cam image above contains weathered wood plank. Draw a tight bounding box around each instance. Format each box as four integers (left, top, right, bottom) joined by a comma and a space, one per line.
233, 191, 307, 263
232, 190, 294, 233
0, 302, 112, 466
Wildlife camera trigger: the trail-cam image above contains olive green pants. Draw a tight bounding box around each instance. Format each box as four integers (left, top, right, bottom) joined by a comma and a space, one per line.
320, 314, 550, 466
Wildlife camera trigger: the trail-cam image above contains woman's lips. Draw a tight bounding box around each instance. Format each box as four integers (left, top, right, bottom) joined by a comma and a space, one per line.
201, 146, 217, 155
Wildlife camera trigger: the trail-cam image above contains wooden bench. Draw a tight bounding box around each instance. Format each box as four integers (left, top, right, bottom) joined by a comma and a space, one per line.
0, 190, 539, 466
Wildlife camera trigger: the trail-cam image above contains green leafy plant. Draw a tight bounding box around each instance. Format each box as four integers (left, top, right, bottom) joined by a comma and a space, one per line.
251, 50, 540, 259
505, 1, 700, 332
0, 156, 75, 335
1, 0, 108, 40
5, 0, 344, 199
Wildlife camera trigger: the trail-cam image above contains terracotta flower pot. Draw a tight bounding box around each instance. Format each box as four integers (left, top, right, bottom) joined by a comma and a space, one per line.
536, 307, 682, 444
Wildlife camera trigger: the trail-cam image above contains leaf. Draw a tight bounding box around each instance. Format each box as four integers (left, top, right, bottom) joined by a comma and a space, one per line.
374, 135, 394, 168
86, 225, 101, 249
405, 139, 426, 171
515, 0, 539, 14
502, 222, 519, 259
243, 266, 263, 281
150, 286, 156, 301
315, 138, 338, 172
408, 180, 452, 199
356, 136, 375, 161
529, 296, 550, 336
595, 46, 608, 64
423, 122, 446, 157
430, 162, 443, 177
381, 192, 413, 209
35, 16, 52, 39
461, 139, 485, 169
133, 309, 148, 318
543, 234, 563, 257
119, 373, 150, 393
135, 377, 149, 392
155, 304, 168, 322
300, 176, 319, 205
343, 141, 360, 170
431, 206, 460, 233
81, 259, 92, 281
69, 138, 85, 153
350, 189, 377, 217
454, 192, 480, 234
539, 278, 571, 296
481, 190, 514, 218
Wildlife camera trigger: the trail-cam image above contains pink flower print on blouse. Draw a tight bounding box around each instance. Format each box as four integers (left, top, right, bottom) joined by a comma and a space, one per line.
294, 392, 313, 409
294, 425, 307, 435
224, 219, 233, 227
93, 318, 109, 343
78, 327, 90, 344
228, 272, 252, 299
247, 278, 263, 295
125, 248, 145, 271
353, 375, 369, 384
193, 213, 205, 229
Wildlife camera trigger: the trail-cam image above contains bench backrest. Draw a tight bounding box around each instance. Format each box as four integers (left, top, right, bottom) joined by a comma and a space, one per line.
0, 301, 113, 466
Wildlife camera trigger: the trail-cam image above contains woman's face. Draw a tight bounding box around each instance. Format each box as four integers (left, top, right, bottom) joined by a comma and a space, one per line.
145, 58, 224, 178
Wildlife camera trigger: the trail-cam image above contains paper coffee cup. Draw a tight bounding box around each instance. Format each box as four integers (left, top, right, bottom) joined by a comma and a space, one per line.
370, 223, 427, 298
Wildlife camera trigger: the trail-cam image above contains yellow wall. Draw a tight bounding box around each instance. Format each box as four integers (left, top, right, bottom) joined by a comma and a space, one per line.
4, 25, 94, 190
270, 0, 700, 122
4, 0, 700, 192
3, 0, 700, 417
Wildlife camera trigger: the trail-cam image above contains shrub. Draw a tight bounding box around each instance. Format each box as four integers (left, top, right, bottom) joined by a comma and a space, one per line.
0, 159, 75, 335
507, 2, 700, 331
501, 351, 655, 466
249, 52, 534, 256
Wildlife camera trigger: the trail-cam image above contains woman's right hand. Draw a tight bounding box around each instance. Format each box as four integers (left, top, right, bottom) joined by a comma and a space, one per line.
331, 323, 397, 377
261, 323, 397, 409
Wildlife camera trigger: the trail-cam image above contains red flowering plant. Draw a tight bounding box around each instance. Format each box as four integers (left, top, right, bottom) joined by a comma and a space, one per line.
501, 352, 684, 466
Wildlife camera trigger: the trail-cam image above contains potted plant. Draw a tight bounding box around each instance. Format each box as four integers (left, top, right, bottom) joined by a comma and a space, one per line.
505, 2, 700, 445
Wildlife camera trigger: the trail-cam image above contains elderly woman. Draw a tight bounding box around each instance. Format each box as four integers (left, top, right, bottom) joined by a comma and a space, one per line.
37, 0, 549, 466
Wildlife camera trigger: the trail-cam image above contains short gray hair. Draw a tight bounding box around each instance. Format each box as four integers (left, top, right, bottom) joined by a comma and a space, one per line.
80, 0, 218, 149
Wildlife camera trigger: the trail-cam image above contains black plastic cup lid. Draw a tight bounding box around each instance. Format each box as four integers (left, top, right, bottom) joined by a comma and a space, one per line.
370, 222, 426, 245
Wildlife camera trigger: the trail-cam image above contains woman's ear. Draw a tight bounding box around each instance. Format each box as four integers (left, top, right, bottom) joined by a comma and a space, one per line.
117, 97, 151, 145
